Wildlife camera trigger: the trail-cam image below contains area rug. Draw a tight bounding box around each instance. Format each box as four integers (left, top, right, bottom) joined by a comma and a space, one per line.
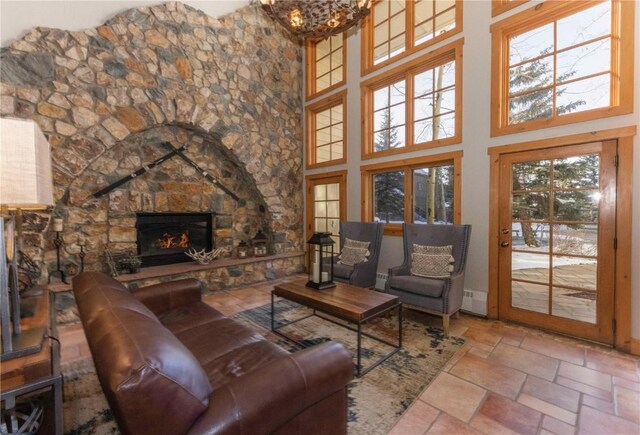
62, 301, 464, 435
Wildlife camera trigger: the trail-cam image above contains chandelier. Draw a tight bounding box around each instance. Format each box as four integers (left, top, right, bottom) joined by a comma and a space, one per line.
260, 0, 372, 40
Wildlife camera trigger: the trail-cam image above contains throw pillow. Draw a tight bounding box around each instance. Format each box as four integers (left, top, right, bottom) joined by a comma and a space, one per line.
410, 244, 455, 278
413, 244, 453, 255
338, 246, 369, 266
344, 238, 370, 250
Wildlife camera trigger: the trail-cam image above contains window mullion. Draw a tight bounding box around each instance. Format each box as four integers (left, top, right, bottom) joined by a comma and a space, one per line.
406, 0, 414, 51
552, 20, 558, 117
404, 167, 412, 224
406, 72, 414, 148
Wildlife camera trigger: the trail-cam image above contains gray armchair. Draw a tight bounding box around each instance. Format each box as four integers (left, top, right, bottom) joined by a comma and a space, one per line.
385, 223, 471, 337
331, 221, 384, 289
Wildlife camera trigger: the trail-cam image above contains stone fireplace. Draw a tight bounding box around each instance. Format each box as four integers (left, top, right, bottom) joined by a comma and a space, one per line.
137, 212, 213, 267
0, 2, 305, 291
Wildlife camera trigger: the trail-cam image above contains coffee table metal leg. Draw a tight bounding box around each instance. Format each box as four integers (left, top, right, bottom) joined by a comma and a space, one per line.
357, 322, 362, 377
398, 304, 403, 348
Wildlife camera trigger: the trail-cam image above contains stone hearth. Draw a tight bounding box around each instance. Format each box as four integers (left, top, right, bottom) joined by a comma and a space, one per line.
0, 2, 305, 290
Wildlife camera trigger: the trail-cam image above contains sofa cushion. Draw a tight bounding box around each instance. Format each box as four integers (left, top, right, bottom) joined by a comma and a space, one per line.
202, 340, 288, 386
387, 275, 446, 298
159, 301, 226, 334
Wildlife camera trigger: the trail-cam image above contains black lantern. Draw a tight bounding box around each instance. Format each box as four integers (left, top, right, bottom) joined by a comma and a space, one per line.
252, 230, 269, 257
306, 232, 335, 290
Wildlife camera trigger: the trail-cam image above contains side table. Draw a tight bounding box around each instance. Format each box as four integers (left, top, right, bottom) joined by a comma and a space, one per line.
1, 288, 63, 434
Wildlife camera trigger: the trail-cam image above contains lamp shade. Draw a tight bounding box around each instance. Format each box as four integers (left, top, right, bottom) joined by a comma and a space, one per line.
0, 118, 54, 209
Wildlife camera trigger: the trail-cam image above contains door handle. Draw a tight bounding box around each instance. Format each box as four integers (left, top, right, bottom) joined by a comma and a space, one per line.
500, 241, 510, 247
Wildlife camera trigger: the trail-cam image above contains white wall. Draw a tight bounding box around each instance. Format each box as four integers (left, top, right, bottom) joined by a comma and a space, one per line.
304, 0, 640, 337
0, 0, 248, 46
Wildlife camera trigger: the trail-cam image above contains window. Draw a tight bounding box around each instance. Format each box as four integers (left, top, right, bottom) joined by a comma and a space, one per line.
361, 151, 462, 235
306, 90, 347, 169
491, 0, 530, 17
362, 0, 462, 74
491, 0, 635, 136
306, 33, 346, 99
362, 40, 462, 159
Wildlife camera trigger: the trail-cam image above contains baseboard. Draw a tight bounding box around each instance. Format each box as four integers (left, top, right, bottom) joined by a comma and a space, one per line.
631, 338, 640, 356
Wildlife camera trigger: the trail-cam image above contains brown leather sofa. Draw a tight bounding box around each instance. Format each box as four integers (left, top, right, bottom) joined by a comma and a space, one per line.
72, 272, 353, 435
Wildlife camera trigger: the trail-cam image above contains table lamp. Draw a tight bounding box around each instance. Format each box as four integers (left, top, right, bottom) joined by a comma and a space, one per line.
0, 117, 54, 361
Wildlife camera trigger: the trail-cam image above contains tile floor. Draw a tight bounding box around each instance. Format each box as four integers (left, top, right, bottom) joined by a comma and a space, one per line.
58, 276, 640, 434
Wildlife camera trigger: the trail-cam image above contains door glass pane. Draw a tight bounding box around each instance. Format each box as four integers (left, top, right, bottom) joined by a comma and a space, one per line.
553, 155, 599, 188
512, 281, 549, 314
552, 256, 597, 291
315, 218, 327, 232
374, 170, 405, 223
554, 190, 599, 222
326, 183, 339, 200
315, 201, 327, 218
512, 252, 549, 284
327, 218, 340, 235
314, 184, 326, 201
512, 192, 550, 220
513, 160, 550, 190
327, 200, 340, 218
552, 224, 597, 256
552, 287, 596, 324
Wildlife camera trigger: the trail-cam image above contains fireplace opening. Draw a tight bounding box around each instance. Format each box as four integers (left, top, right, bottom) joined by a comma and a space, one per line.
136, 213, 213, 267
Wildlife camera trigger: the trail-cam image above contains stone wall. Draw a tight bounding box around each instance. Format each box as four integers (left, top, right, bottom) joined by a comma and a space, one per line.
0, 1, 304, 284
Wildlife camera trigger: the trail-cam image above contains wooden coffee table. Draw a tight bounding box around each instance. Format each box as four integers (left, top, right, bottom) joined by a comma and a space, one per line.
271, 279, 402, 377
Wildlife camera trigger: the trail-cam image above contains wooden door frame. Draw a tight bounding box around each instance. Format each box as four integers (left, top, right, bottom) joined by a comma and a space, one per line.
305, 170, 348, 240
497, 141, 616, 344
487, 126, 636, 352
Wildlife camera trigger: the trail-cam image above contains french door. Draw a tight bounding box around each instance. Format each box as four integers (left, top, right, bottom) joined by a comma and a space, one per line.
498, 141, 616, 344
305, 171, 347, 248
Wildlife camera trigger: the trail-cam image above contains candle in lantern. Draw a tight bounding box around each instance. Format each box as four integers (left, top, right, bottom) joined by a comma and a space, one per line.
321, 272, 328, 282
312, 249, 321, 283
52, 218, 63, 232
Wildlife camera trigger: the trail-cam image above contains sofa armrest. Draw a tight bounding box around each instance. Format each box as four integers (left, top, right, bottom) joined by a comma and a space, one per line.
388, 265, 410, 278
442, 272, 465, 314
131, 279, 202, 316
350, 258, 378, 288
186, 341, 353, 435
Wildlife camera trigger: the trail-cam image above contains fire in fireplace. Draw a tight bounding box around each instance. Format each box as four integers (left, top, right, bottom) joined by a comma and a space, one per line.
136, 213, 213, 267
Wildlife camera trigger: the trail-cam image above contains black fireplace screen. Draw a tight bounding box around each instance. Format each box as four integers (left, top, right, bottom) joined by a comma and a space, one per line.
136, 213, 213, 267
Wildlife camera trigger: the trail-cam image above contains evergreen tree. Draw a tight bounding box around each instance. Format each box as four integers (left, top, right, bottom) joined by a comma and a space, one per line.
509, 49, 589, 246
374, 110, 405, 222
374, 171, 405, 223
509, 48, 585, 124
